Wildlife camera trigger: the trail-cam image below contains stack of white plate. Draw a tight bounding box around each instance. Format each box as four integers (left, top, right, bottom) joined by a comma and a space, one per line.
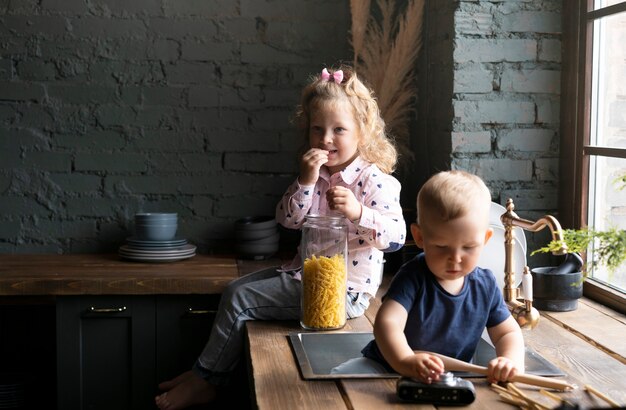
119, 237, 196, 262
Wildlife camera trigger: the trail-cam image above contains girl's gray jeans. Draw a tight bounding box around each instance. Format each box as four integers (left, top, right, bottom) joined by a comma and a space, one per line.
191, 267, 371, 385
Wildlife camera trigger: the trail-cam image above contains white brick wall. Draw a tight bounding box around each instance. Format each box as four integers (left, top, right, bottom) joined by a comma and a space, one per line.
454, 39, 537, 63
497, 129, 554, 152
452, 131, 492, 153
451, 0, 561, 224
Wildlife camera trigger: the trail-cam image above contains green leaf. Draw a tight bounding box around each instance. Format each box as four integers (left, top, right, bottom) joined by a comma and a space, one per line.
614, 173, 626, 191
532, 227, 626, 274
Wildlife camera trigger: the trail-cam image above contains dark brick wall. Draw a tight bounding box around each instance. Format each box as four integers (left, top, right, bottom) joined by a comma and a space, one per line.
0, 0, 351, 253
0, 0, 562, 260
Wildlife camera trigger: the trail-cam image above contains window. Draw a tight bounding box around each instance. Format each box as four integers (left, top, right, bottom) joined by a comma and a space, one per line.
561, 0, 626, 312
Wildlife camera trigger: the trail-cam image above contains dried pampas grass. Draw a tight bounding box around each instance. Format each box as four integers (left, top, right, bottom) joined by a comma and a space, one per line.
349, 0, 371, 66
350, 0, 424, 166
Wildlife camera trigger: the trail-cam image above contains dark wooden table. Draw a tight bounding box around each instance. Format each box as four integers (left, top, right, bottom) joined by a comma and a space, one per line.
2, 254, 624, 409
246, 289, 626, 410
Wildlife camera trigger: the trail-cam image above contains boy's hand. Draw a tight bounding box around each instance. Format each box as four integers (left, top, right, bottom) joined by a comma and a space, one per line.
298, 148, 328, 186
326, 186, 362, 221
487, 356, 521, 383
402, 353, 445, 384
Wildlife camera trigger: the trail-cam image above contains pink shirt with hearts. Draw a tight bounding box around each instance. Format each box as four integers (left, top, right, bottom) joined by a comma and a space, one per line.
276, 156, 406, 297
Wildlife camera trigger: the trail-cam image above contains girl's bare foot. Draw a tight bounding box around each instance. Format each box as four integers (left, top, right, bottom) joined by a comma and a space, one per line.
155, 372, 216, 410
158, 370, 194, 391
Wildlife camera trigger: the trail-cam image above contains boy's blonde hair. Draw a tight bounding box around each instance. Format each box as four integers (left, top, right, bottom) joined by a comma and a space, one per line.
417, 170, 491, 227
295, 65, 398, 174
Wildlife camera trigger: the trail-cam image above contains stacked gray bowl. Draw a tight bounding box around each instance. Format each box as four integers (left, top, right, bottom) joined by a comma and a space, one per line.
119, 213, 196, 262
235, 216, 279, 260
134, 213, 178, 241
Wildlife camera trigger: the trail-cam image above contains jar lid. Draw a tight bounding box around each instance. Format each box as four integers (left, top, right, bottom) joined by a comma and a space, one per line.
304, 214, 347, 226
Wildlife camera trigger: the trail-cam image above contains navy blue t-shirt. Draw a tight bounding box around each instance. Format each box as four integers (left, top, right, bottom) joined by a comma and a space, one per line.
362, 253, 510, 367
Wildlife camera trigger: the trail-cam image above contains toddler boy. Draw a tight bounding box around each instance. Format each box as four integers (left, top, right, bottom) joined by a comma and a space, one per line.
362, 170, 525, 383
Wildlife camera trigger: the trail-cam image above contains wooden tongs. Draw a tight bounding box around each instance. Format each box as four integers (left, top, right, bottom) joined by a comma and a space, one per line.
433, 353, 576, 391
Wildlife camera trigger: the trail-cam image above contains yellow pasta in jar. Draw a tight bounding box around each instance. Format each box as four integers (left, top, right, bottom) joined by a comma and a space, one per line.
301, 254, 347, 329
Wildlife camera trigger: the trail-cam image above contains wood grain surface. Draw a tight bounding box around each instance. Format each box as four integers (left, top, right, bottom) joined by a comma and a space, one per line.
246, 267, 626, 409
3, 254, 625, 408
246, 320, 347, 410
0, 254, 238, 295
541, 299, 626, 362
523, 311, 626, 407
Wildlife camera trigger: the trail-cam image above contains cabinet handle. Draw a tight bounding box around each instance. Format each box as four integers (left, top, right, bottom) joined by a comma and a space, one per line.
89, 306, 127, 313
187, 308, 217, 315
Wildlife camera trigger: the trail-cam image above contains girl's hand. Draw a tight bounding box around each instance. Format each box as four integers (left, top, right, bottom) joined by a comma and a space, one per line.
403, 353, 445, 384
487, 356, 520, 383
326, 186, 362, 221
298, 148, 328, 186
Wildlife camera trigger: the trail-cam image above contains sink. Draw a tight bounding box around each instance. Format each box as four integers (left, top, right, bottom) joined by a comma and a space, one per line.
289, 332, 564, 380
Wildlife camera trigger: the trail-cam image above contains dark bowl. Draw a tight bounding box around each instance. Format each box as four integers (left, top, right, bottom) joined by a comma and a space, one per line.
235, 226, 278, 241
236, 241, 279, 260
235, 216, 277, 231
531, 266, 583, 312
237, 231, 280, 245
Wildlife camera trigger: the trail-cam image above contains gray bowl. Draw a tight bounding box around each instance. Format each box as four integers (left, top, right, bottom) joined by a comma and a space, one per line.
134, 223, 178, 241
135, 221, 178, 226
135, 213, 178, 220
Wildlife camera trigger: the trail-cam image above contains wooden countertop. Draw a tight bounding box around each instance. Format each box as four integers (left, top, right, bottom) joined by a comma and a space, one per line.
0, 254, 239, 295
246, 275, 626, 410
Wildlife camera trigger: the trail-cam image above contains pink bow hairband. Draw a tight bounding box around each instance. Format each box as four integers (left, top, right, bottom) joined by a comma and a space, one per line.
321, 68, 344, 84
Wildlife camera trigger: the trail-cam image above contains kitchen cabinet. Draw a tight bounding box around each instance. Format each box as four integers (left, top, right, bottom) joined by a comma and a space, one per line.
57, 296, 155, 410
57, 294, 220, 410
155, 295, 220, 383
0, 254, 251, 410
0, 299, 56, 409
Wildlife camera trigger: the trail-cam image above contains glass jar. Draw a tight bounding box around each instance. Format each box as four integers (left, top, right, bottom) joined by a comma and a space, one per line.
300, 215, 348, 330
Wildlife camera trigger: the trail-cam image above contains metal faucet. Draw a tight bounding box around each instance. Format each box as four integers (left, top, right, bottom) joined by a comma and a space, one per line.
499, 198, 568, 329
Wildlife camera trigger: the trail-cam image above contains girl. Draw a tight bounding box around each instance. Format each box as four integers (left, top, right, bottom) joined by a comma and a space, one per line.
155, 66, 406, 410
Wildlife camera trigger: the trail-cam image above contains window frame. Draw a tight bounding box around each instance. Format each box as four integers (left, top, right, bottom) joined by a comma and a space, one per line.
560, 0, 626, 314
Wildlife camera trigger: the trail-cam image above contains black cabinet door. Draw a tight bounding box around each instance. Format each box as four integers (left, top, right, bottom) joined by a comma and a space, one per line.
56, 296, 155, 410
0, 302, 56, 409
155, 295, 220, 382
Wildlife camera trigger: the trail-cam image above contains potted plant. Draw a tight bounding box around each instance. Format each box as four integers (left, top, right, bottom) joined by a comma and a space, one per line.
531, 227, 626, 311
530, 172, 626, 311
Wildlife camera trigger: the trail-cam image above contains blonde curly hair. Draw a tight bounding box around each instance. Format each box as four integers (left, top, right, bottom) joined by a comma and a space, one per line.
294, 65, 398, 174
